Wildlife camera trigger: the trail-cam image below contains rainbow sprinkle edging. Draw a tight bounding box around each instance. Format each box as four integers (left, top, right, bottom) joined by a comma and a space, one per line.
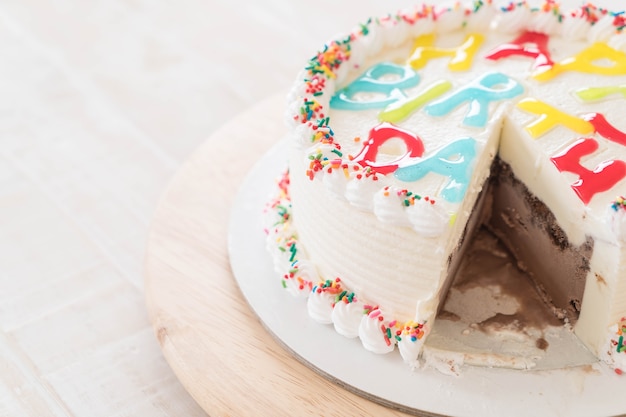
312, 277, 358, 306
264, 170, 428, 348
382, 186, 437, 207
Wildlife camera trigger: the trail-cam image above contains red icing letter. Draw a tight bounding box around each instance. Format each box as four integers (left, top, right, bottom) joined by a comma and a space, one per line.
550, 138, 626, 205
485, 31, 553, 70
584, 112, 626, 147
352, 122, 424, 175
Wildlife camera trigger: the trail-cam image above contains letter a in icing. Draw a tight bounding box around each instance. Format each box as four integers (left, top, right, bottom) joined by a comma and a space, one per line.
395, 138, 477, 203
485, 31, 554, 70
330, 62, 420, 110
408, 33, 484, 72
351, 122, 424, 175
550, 138, 626, 205
425, 72, 524, 127
534, 43, 626, 82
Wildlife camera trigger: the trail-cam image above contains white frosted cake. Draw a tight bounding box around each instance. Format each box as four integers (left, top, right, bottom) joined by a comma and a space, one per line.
264, 1, 626, 372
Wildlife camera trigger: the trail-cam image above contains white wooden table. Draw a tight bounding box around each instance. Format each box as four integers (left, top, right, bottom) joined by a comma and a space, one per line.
0, 1, 615, 416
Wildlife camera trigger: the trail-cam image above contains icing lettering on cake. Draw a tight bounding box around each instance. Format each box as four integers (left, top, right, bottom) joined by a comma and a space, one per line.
265, 1, 626, 372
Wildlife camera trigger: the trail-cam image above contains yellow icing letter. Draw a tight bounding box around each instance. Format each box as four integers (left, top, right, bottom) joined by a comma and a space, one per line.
408, 33, 484, 72
534, 43, 626, 82
517, 98, 594, 138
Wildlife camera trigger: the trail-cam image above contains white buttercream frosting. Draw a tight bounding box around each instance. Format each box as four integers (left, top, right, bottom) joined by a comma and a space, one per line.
409, 14, 436, 37
397, 320, 429, 368
287, 259, 319, 298
382, 16, 411, 48
361, 23, 386, 59
398, 337, 424, 369
609, 33, 626, 53
494, 4, 532, 34
406, 197, 450, 237
345, 173, 381, 211
434, 4, 466, 34
358, 309, 396, 354
345, 33, 368, 72
465, 3, 496, 32
373, 187, 412, 227
526, 9, 562, 35
560, 14, 591, 41
307, 285, 335, 324
322, 164, 350, 199
588, 14, 617, 43
292, 123, 314, 147
332, 299, 365, 338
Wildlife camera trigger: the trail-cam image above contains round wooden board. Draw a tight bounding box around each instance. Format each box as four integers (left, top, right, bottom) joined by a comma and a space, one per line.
144, 95, 414, 417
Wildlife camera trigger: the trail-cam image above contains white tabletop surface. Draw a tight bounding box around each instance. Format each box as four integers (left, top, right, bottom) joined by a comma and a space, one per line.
0, 0, 617, 416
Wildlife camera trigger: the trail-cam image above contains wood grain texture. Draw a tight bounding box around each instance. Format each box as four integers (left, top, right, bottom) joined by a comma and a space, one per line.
144, 95, 413, 417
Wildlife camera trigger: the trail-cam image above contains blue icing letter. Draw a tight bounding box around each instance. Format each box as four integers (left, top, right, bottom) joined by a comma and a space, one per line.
330, 62, 420, 110
394, 138, 477, 203
424, 72, 523, 127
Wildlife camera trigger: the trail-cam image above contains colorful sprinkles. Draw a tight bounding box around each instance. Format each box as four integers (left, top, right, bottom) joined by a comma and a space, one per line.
540, 0, 563, 22
611, 196, 626, 212
306, 37, 353, 79
400, 321, 427, 343
265, 170, 427, 349
567, 2, 626, 32
607, 317, 626, 374
613, 11, 626, 33
297, 98, 324, 124
382, 186, 438, 207
500, 1, 528, 12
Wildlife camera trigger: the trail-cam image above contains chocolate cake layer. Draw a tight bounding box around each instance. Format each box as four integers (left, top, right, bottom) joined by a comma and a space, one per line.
485, 159, 594, 323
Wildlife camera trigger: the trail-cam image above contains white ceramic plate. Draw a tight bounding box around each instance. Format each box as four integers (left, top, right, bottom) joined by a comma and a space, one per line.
228, 140, 626, 417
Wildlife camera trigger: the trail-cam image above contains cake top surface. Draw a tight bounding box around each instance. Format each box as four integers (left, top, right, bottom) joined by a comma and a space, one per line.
286, 0, 626, 244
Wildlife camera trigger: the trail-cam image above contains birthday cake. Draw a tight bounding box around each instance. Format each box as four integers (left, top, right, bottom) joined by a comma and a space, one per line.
264, 1, 626, 371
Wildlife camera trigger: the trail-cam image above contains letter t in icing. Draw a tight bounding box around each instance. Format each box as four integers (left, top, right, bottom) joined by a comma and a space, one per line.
517, 98, 594, 138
